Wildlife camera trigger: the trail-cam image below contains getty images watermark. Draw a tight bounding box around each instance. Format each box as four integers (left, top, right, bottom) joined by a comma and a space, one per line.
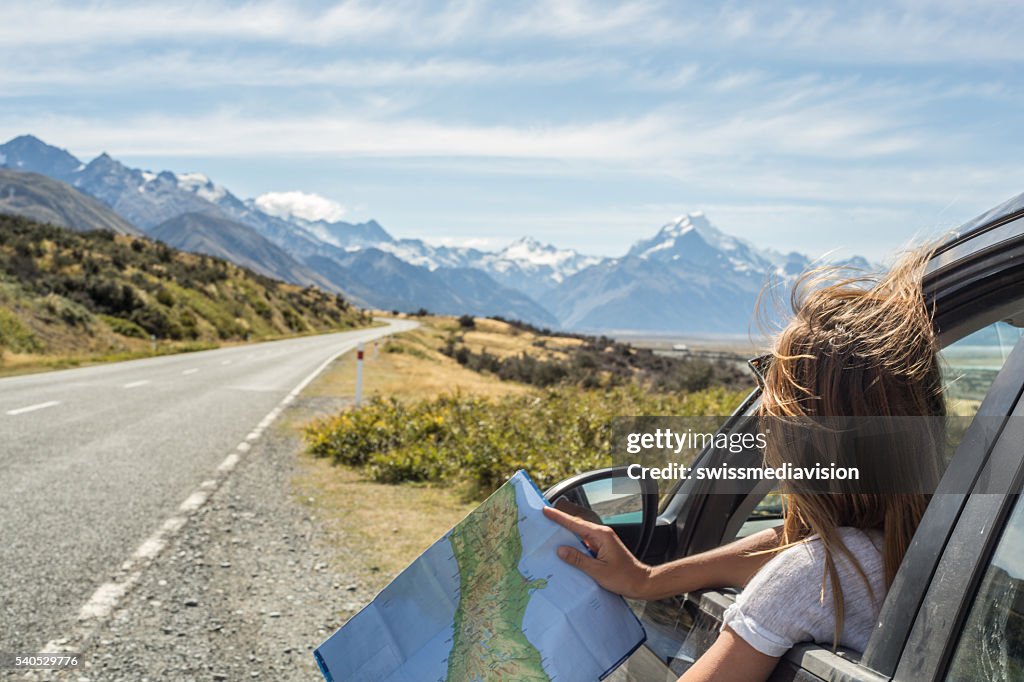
607, 415, 1012, 495
622, 427, 859, 483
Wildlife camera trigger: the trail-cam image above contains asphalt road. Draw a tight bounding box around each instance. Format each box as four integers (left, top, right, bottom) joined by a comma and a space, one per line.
0, 319, 415, 658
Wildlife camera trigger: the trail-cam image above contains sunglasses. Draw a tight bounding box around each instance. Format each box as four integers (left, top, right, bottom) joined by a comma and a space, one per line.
747, 353, 773, 389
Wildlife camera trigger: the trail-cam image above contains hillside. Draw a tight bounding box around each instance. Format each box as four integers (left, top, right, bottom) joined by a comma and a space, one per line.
0, 169, 141, 236
0, 214, 370, 369
150, 212, 339, 293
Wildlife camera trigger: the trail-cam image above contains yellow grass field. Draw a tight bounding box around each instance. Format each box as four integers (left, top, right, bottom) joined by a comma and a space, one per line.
304, 317, 533, 402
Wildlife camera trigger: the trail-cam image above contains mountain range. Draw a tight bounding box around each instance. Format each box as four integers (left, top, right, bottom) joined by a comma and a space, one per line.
0, 134, 870, 334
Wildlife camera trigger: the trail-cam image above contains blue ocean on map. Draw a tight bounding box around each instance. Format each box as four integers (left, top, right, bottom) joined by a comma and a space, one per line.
515, 475, 648, 681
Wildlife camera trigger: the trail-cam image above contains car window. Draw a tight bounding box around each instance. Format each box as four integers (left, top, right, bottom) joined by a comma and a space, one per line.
941, 322, 1023, 420
944, 495, 1024, 681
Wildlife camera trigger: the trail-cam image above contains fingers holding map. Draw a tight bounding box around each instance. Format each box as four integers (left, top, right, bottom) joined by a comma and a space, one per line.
313, 470, 647, 681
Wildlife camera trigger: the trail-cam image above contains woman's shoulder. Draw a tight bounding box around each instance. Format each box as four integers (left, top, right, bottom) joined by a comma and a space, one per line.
743, 527, 884, 605
770, 526, 882, 560
723, 527, 887, 656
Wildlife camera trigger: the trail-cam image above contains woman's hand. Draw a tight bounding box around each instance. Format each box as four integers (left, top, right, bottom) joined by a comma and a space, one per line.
542, 505, 654, 600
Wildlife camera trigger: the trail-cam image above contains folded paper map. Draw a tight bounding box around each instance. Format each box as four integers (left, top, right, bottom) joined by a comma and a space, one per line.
314, 470, 646, 681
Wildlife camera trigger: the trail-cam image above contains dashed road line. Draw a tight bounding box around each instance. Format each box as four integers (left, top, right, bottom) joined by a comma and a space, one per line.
6, 400, 60, 416
123, 380, 150, 389
45, 328, 400, 656
217, 453, 240, 473
182, 368, 199, 375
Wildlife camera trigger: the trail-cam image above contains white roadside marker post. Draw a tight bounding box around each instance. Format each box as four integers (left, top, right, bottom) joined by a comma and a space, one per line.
355, 343, 364, 406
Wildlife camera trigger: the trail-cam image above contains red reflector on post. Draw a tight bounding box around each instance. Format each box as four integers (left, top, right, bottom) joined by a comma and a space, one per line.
357, 350, 364, 360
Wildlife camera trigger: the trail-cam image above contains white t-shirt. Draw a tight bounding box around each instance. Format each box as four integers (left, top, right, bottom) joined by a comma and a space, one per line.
721, 527, 886, 657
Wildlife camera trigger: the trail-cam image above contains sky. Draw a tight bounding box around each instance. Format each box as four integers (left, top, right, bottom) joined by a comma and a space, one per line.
2, 1, 1024, 261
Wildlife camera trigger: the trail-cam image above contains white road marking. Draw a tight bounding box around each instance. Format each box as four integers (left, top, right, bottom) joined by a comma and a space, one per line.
52, 325, 405, 651
221, 360, 232, 365
178, 490, 210, 512
123, 380, 150, 389
6, 400, 60, 416
78, 575, 141, 621
217, 453, 240, 473
182, 368, 199, 375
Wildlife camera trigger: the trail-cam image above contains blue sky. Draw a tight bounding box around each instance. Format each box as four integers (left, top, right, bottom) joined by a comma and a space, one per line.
2, 1, 1023, 261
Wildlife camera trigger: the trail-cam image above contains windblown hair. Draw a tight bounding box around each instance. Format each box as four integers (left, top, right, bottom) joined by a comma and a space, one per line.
758, 245, 945, 648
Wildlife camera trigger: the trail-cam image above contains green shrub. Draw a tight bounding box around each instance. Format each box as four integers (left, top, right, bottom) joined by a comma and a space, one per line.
155, 287, 175, 307
441, 336, 751, 393
382, 339, 429, 359
0, 307, 42, 352
43, 294, 93, 327
304, 386, 745, 499
99, 314, 148, 339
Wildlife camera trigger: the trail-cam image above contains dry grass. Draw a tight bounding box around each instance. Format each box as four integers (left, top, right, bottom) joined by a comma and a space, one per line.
0, 340, 218, 377
304, 321, 531, 402
293, 456, 475, 596
457, 316, 583, 362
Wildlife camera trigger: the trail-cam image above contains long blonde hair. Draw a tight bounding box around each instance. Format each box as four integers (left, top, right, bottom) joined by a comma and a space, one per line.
759, 246, 945, 647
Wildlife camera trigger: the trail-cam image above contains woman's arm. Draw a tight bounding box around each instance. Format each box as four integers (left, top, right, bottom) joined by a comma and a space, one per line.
678, 627, 780, 682
542, 506, 782, 600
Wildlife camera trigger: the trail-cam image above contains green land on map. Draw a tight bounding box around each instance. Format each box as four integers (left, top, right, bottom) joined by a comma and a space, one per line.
446, 482, 550, 681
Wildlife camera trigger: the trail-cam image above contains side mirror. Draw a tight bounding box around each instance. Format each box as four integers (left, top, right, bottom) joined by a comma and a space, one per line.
544, 467, 660, 559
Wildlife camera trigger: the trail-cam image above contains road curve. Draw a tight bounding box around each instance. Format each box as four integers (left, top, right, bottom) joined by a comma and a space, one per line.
0, 319, 415, 655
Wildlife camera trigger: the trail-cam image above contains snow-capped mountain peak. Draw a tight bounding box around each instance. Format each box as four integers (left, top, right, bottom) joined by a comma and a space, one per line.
625, 211, 786, 278
479, 237, 601, 287
495, 236, 598, 273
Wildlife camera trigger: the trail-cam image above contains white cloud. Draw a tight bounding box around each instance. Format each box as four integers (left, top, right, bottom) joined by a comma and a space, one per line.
435, 236, 497, 249
0, 54, 615, 95
0, 1, 405, 47
254, 191, 347, 222
2, 1, 1024, 64
7, 110, 673, 162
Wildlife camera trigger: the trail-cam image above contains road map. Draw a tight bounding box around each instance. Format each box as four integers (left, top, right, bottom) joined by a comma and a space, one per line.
314, 470, 646, 681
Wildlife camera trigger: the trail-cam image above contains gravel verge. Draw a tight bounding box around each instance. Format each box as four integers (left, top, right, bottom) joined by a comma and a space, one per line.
66, 394, 373, 682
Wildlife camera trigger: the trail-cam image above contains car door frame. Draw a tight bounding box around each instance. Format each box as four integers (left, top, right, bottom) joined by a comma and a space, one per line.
890, 387, 1024, 681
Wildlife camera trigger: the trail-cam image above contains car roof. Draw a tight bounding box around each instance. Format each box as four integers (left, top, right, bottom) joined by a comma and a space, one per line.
928, 190, 1024, 276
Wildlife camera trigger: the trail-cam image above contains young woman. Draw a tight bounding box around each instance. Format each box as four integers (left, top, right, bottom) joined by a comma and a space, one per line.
544, 248, 945, 682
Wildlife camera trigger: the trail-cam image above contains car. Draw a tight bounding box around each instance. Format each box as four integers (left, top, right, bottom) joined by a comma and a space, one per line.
545, 190, 1024, 682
